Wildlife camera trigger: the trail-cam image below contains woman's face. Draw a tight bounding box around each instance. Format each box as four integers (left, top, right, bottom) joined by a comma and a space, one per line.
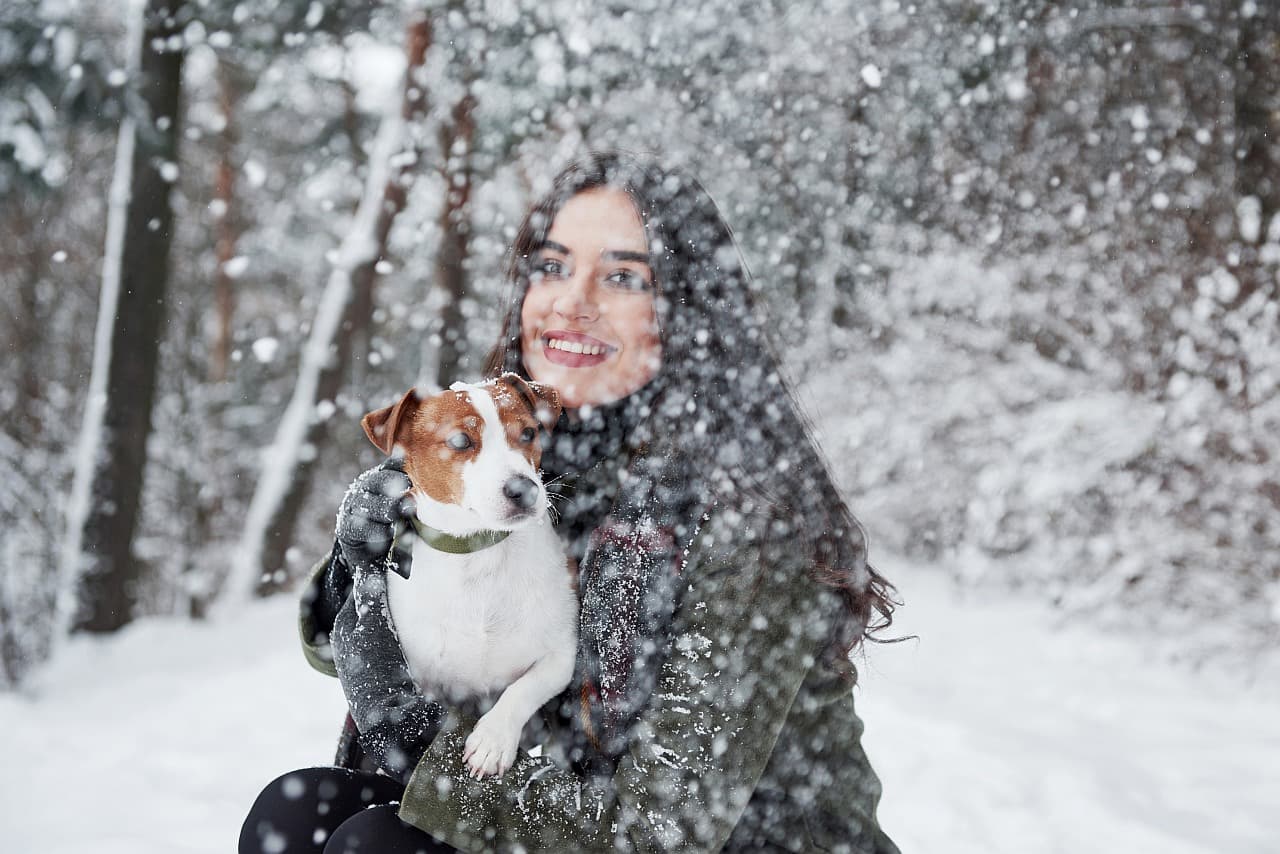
519, 187, 663, 410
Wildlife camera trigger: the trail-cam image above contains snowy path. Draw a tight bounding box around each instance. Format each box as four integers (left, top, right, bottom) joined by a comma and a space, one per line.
2, 559, 1275, 853
859, 560, 1278, 854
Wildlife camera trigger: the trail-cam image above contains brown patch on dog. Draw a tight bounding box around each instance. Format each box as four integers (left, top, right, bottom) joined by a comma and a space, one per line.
361, 388, 483, 506
488, 374, 562, 470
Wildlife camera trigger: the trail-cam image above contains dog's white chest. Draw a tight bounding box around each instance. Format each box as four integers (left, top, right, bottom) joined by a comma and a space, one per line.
386, 523, 575, 700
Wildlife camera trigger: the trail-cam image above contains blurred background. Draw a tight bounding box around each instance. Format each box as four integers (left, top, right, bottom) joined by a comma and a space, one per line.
2, 0, 1278, 690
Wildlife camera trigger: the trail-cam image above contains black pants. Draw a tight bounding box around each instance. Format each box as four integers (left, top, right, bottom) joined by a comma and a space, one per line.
240, 766, 457, 854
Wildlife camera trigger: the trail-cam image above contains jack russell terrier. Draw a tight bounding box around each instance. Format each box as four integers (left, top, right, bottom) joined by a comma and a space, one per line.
360, 373, 575, 779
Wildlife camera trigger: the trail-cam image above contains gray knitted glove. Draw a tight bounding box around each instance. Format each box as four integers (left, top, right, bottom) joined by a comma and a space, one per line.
336, 459, 415, 577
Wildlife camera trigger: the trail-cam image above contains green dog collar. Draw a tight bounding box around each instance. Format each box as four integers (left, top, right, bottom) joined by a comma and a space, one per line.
410, 518, 511, 554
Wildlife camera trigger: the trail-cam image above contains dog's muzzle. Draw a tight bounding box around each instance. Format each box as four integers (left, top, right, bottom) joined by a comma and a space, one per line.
502, 475, 541, 512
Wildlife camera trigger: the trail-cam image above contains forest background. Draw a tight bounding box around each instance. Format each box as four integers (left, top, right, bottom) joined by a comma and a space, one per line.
1, 0, 1278, 688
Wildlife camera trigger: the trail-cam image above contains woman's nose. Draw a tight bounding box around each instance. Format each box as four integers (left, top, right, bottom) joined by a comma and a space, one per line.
552, 271, 599, 322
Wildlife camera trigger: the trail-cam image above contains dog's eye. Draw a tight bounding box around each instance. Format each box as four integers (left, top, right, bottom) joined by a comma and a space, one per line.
519, 427, 537, 444
446, 432, 473, 451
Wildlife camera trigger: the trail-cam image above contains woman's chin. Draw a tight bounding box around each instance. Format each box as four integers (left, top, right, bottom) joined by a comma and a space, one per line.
526, 364, 595, 409
528, 359, 655, 410
544, 379, 622, 411
554, 384, 613, 411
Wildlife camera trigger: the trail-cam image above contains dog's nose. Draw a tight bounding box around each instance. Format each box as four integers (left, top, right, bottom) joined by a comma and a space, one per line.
502, 475, 539, 511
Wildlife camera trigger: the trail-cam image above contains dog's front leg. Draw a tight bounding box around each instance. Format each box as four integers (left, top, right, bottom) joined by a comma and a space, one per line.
463, 649, 576, 778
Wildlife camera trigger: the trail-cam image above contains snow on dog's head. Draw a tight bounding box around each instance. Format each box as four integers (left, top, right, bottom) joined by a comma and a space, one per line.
361, 374, 561, 534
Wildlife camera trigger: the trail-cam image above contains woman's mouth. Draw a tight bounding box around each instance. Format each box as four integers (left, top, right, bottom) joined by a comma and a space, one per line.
542, 333, 613, 367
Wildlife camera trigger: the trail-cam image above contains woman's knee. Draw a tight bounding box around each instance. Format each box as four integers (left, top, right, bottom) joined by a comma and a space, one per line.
240, 767, 403, 854
324, 803, 455, 854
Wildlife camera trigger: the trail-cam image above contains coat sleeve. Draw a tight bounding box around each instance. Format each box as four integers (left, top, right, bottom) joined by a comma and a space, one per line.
299, 458, 413, 678
396, 525, 840, 852
297, 533, 447, 783
298, 544, 350, 677
329, 561, 448, 784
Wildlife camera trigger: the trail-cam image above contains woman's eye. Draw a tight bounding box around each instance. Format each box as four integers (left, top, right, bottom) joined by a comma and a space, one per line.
446, 433, 473, 451
606, 269, 652, 291
530, 257, 566, 281
519, 427, 537, 443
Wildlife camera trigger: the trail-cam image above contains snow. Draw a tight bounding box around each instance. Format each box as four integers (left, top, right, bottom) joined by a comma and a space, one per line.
243, 159, 267, 189
0, 595, 345, 854
223, 255, 251, 279
2, 563, 1275, 854
7, 121, 46, 171
859, 561, 1280, 854
226, 91, 410, 602
335, 37, 407, 115
250, 336, 279, 364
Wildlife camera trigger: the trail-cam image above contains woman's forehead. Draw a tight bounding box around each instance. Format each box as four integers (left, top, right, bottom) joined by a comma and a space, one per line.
546, 187, 647, 252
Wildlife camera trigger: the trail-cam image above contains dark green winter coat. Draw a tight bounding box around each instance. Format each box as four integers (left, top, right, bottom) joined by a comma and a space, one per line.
299, 501, 899, 853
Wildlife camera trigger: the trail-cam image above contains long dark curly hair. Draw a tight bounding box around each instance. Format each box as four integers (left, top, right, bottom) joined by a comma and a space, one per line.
485, 151, 898, 679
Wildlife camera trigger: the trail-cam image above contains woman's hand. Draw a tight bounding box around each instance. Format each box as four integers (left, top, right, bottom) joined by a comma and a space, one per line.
302, 460, 415, 671
336, 460, 415, 574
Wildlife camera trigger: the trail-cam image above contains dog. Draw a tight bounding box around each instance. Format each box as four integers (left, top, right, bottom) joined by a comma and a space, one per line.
360, 373, 575, 779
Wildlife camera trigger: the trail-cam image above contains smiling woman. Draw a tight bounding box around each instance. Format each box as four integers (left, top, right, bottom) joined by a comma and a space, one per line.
247, 152, 900, 854
519, 187, 664, 409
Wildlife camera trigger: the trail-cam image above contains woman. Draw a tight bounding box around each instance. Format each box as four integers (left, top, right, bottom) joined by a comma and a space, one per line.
241, 152, 900, 853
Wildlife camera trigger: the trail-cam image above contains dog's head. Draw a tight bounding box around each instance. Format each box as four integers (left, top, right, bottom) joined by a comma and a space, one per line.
361, 374, 562, 534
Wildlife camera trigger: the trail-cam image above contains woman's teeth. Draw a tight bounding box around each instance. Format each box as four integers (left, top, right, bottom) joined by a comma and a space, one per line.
546, 338, 606, 356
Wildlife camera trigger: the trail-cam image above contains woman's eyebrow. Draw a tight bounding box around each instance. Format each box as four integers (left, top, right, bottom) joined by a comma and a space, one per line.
602, 250, 650, 264
535, 240, 572, 255
535, 241, 649, 265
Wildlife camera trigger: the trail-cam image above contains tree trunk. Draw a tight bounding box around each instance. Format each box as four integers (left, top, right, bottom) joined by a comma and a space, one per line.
209, 58, 248, 384
1230, 1, 1280, 320
63, 0, 186, 634
1, 201, 47, 438
433, 89, 477, 387
1236, 3, 1280, 225
228, 16, 433, 600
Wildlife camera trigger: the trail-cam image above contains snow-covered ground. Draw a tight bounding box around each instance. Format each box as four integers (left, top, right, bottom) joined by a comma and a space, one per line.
2, 559, 1276, 854
858, 560, 1279, 854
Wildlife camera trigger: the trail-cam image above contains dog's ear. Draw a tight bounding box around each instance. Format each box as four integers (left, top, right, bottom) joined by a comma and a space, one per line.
362, 388, 422, 456
499, 372, 562, 432
527, 380, 563, 432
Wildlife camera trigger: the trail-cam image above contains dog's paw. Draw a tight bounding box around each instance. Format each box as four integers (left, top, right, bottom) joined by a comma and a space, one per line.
463, 712, 521, 779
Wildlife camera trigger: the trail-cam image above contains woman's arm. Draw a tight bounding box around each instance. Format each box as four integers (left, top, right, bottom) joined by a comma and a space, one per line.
298, 547, 345, 677
397, 522, 836, 851
331, 563, 447, 782
300, 461, 412, 672
298, 460, 446, 782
